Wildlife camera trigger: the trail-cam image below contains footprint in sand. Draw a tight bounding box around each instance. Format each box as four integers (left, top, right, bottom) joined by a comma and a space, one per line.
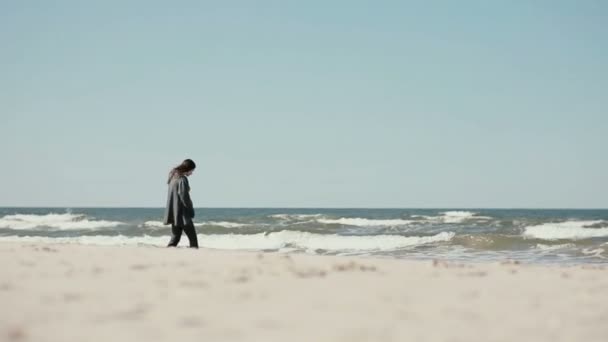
36, 246, 58, 253
130, 264, 151, 271
433, 259, 468, 268
459, 271, 487, 277
180, 316, 204, 327
332, 261, 377, 272
232, 275, 250, 283
500, 259, 521, 265
289, 267, 327, 278
91, 267, 104, 275
6, 326, 26, 341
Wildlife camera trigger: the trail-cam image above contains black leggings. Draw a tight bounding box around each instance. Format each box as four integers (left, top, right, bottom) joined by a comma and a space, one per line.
167, 223, 198, 248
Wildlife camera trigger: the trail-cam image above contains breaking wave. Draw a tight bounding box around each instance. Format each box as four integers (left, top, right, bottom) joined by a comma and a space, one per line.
0, 213, 123, 230
524, 221, 608, 240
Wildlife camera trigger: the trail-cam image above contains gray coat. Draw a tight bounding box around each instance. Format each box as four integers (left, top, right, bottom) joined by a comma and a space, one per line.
163, 176, 195, 227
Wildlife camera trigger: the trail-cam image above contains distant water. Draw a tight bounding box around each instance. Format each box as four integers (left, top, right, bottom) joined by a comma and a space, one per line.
1, 208, 607, 264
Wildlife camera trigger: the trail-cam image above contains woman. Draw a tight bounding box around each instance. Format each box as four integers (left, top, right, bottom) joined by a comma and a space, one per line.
164, 159, 198, 248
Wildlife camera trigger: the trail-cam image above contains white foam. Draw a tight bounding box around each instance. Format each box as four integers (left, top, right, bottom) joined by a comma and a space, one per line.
581, 248, 607, 259
141, 221, 167, 229
440, 211, 491, 223
270, 214, 323, 220
201, 221, 248, 228
524, 221, 608, 240
0, 213, 123, 230
142, 220, 247, 229
317, 218, 414, 227
0, 231, 455, 251
274, 231, 455, 251
195, 231, 455, 251
535, 243, 576, 251
412, 211, 491, 223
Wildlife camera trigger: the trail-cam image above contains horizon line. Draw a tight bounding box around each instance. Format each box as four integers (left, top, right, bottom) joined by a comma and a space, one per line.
1, 206, 607, 210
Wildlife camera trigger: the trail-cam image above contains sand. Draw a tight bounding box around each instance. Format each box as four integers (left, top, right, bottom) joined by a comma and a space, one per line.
1, 242, 607, 342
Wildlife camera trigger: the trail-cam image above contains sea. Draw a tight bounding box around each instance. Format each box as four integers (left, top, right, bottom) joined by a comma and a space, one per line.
1, 208, 607, 264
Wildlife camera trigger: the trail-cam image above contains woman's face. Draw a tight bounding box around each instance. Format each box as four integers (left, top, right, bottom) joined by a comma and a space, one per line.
186, 170, 194, 176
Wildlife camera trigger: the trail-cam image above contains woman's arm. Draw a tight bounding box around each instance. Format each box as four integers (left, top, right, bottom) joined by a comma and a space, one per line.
177, 177, 195, 218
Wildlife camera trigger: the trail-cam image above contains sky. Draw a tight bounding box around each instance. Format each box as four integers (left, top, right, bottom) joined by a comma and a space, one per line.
1, 1, 607, 208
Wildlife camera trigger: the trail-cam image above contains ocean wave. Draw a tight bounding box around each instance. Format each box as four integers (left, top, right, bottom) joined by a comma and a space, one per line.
524, 221, 608, 240
0, 231, 455, 252
200, 231, 456, 251
535, 243, 576, 251
271, 214, 415, 227
439, 211, 491, 223
581, 248, 607, 259
0, 213, 123, 230
142, 220, 248, 229
270, 214, 323, 220
317, 218, 415, 227
411, 211, 491, 224
202, 221, 248, 228
142, 221, 166, 228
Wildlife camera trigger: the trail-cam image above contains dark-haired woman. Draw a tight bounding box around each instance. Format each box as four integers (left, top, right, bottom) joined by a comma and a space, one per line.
164, 159, 198, 248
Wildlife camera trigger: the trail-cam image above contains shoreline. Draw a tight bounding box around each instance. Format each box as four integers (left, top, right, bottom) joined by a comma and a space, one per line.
1, 242, 607, 341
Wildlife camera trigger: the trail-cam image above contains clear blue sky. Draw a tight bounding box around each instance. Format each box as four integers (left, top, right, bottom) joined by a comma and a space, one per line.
1, 1, 606, 208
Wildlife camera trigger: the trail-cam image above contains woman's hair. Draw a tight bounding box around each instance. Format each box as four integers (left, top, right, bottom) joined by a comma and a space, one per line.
168, 159, 196, 183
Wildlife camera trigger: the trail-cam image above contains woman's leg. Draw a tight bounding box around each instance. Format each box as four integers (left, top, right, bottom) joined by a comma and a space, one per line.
167, 225, 183, 247
183, 223, 199, 248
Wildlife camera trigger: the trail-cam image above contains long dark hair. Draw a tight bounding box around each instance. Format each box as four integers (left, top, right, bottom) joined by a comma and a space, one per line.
168, 159, 196, 183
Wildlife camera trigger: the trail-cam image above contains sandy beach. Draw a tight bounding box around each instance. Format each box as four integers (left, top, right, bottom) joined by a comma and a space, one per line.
1, 242, 607, 342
